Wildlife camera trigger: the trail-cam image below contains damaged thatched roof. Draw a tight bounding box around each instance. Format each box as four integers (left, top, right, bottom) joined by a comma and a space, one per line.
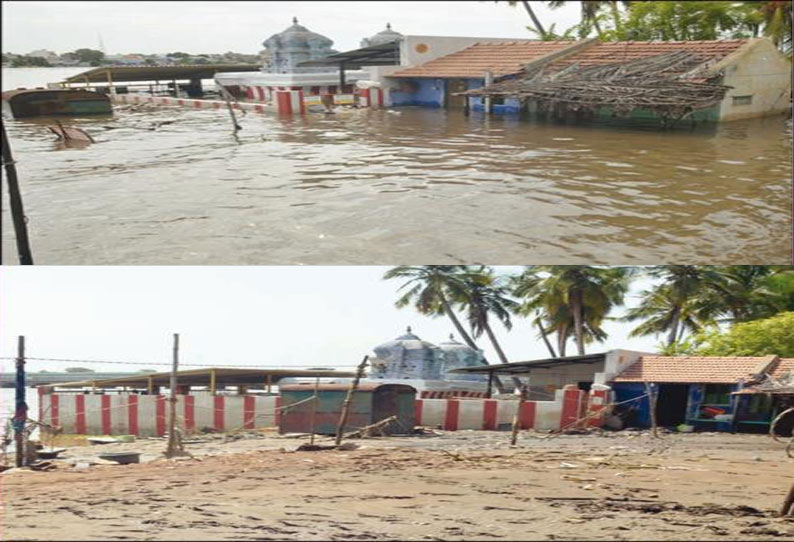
459, 50, 732, 119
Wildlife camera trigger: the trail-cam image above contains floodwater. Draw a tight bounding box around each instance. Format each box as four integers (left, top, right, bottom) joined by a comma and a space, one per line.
2, 68, 792, 264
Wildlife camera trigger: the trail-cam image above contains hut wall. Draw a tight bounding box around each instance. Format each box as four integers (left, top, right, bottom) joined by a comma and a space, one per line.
389, 78, 445, 107
716, 38, 792, 122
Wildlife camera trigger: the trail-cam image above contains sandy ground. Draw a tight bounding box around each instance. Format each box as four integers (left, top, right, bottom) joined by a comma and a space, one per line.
1, 429, 792, 541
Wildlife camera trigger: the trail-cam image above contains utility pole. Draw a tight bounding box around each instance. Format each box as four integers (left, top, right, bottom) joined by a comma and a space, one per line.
335, 356, 368, 446
14, 336, 28, 467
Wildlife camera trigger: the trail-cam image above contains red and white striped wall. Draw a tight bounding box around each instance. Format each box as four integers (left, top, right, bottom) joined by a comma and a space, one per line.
415, 386, 593, 431
359, 87, 384, 108
274, 90, 306, 115
39, 386, 608, 436
420, 390, 488, 399
39, 391, 279, 437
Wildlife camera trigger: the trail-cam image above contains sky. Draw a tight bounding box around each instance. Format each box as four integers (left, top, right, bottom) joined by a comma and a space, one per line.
0, 266, 660, 374
1, 1, 583, 55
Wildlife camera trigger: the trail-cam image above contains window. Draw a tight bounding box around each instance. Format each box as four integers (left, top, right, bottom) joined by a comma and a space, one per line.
732, 95, 753, 106
703, 384, 732, 405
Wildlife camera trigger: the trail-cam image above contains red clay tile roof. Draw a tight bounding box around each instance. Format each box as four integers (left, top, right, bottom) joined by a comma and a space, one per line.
770, 358, 794, 379
544, 39, 747, 73
390, 41, 578, 79
612, 355, 777, 384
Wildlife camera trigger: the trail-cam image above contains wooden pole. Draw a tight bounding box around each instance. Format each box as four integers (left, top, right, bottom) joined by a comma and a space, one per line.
334, 356, 369, 446
781, 480, 794, 516
266, 374, 272, 394
210, 369, 216, 395
1, 122, 34, 265
165, 333, 179, 458
309, 376, 320, 446
217, 83, 242, 132
645, 381, 659, 438
510, 384, 527, 446
14, 336, 27, 467
484, 70, 493, 114
486, 370, 494, 399
147, 376, 153, 395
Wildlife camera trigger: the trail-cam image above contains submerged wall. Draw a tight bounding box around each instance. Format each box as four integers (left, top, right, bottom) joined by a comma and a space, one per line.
715, 38, 792, 122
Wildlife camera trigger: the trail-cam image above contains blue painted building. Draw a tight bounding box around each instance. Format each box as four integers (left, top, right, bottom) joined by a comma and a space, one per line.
386, 41, 578, 114
611, 355, 786, 433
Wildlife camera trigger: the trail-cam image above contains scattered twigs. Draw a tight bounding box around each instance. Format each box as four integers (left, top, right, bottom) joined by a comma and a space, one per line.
344, 415, 397, 439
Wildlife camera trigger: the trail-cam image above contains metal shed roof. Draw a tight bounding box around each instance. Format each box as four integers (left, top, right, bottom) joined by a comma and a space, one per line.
297, 41, 401, 68
451, 353, 607, 375
44, 367, 355, 389
61, 64, 262, 84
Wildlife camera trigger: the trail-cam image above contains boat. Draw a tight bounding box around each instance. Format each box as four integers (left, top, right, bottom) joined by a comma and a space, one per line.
1, 88, 112, 118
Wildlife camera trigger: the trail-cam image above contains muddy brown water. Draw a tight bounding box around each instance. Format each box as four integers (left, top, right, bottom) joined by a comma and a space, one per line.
2, 72, 791, 264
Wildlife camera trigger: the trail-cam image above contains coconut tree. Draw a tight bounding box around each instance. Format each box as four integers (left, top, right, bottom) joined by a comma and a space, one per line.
383, 265, 478, 349
451, 267, 524, 390
512, 266, 631, 356
384, 265, 508, 392
623, 265, 726, 346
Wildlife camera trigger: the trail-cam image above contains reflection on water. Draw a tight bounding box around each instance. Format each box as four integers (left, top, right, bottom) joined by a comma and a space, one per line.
1, 72, 791, 264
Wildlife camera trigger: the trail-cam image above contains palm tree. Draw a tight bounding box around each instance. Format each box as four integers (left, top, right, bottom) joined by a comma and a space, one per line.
512, 266, 631, 356
451, 267, 524, 390
624, 284, 709, 345
384, 265, 509, 393
548, 1, 631, 38
383, 266, 478, 349
496, 0, 550, 39
623, 265, 726, 346
453, 267, 518, 365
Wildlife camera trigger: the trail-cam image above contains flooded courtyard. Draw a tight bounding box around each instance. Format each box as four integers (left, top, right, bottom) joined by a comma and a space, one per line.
2, 71, 792, 264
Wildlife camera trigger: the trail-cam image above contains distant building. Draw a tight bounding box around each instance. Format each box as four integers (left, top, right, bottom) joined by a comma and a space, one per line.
26, 49, 59, 62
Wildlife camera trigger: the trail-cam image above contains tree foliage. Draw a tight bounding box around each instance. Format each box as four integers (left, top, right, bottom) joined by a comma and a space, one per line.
694, 312, 794, 357
64, 48, 105, 65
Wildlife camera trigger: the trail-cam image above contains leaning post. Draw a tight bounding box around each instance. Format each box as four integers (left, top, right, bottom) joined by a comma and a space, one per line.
334, 356, 369, 446
1, 122, 34, 265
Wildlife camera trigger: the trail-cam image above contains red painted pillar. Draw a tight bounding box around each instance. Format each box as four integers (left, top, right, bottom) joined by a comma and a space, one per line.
156, 395, 166, 436
213, 396, 225, 432
75, 395, 86, 434
520, 401, 536, 430
482, 399, 498, 430
444, 399, 460, 431
243, 396, 256, 429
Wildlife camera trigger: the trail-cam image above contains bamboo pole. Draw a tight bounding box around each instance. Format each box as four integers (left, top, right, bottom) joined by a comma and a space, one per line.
510, 384, 527, 446
210, 369, 216, 395
14, 336, 27, 467
335, 356, 369, 446
1, 122, 34, 265
217, 83, 242, 132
